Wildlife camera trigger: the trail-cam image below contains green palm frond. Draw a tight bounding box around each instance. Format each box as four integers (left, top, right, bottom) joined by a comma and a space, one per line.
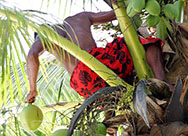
0, 2, 85, 135
112, 1, 154, 80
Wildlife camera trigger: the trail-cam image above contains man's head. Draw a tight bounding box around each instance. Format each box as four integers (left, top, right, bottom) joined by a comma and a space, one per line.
34, 32, 38, 40
34, 24, 51, 41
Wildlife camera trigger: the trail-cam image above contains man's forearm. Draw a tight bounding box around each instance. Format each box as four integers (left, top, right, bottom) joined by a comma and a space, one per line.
87, 10, 116, 25
27, 53, 39, 92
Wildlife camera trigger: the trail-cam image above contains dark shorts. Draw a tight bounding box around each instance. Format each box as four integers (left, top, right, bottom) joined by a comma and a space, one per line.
70, 37, 163, 98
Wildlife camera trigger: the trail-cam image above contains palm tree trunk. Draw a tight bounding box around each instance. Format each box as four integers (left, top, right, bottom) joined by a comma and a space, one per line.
112, 1, 154, 79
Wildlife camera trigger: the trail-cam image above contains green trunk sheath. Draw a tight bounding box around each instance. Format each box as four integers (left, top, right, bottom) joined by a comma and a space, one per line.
112, 1, 154, 80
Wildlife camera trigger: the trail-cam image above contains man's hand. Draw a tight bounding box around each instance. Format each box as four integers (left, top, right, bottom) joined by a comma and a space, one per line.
26, 90, 38, 104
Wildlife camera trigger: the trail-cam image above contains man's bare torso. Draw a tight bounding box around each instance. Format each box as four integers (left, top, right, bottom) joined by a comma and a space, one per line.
45, 12, 97, 74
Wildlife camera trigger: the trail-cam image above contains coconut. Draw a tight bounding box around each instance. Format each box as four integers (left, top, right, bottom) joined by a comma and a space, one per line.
88, 122, 107, 136
49, 129, 67, 136
50, 128, 82, 136
20, 104, 43, 131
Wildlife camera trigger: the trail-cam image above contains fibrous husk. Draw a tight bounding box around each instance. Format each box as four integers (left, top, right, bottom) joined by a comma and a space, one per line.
136, 96, 164, 134
149, 121, 188, 136
135, 90, 165, 134
160, 121, 188, 136
145, 78, 171, 99
163, 22, 188, 85
184, 2, 188, 23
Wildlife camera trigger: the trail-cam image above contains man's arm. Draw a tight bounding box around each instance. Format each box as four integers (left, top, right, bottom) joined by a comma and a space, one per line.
26, 40, 44, 103
86, 10, 116, 25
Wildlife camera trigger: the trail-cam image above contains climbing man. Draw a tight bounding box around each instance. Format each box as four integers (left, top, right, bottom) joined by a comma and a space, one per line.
26, 9, 166, 103
26, 8, 168, 136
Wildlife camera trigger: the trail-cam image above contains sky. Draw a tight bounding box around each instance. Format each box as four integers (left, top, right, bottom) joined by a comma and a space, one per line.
8, 0, 111, 17
6, 0, 116, 46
